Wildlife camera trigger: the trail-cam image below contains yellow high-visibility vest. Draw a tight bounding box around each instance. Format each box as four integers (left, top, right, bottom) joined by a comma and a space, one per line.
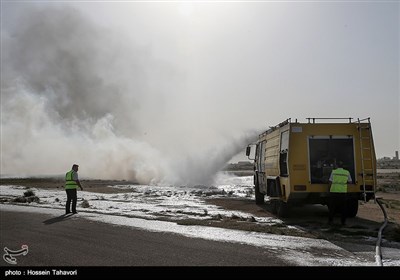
65, 170, 78, 189
330, 168, 350, 193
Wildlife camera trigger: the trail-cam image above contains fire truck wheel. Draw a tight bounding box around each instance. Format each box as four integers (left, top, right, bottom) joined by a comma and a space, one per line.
255, 177, 265, 205
277, 201, 289, 218
270, 200, 278, 214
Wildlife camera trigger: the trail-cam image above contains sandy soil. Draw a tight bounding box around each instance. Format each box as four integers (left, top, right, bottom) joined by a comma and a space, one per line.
0, 178, 138, 194
204, 193, 400, 244
202, 171, 400, 244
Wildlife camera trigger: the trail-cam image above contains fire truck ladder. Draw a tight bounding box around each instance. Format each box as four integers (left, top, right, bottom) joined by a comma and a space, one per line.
357, 118, 376, 202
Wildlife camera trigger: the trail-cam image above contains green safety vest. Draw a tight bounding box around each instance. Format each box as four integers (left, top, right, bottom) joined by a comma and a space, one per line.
65, 170, 78, 189
330, 168, 350, 193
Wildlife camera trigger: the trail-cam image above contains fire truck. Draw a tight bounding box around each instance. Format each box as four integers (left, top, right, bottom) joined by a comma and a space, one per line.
246, 118, 377, 217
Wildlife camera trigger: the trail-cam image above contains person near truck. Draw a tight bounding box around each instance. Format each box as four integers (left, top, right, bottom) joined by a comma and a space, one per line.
65, 164, 83, 214
328, 161, 352, 226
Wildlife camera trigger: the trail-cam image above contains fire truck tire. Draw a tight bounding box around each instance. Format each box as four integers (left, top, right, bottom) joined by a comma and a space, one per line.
270, 200, 278, 214
255, 177, 264, 205
277, 201, 289, 218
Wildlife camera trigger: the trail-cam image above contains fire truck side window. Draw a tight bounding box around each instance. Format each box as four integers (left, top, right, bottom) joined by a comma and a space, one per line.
280, 131, 289, 176
257, 141, 266, 172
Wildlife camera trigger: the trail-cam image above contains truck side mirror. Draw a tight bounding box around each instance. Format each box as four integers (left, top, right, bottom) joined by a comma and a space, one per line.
246, 146, 251, 156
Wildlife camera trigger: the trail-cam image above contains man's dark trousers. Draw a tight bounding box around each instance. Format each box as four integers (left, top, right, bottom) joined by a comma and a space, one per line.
328, 192, 347, 225
66, 189, 77, 214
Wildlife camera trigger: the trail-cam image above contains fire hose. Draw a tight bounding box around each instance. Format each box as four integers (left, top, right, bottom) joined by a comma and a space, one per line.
374, 197, 388, 266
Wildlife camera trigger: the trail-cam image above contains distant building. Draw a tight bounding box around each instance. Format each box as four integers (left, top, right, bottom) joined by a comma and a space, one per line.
377, 153, 400, 169
223, 161, 253, 171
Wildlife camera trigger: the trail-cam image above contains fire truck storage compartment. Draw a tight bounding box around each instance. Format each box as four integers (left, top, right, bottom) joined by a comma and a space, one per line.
308, 136, 355, 184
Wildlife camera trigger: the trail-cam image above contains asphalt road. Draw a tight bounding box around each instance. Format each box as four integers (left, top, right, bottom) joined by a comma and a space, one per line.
0, 210, 286, 267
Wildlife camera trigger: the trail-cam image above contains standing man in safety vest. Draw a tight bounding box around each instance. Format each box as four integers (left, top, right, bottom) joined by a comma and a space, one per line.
65, 164, 83, 214
328, 161, 352, 226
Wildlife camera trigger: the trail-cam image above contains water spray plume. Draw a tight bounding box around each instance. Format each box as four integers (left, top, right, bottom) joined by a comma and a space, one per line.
1, 5, 258, 185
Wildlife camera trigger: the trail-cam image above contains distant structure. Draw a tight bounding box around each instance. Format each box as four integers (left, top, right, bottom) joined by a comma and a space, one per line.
223, 161, 253, 171
377, 153, 400, 169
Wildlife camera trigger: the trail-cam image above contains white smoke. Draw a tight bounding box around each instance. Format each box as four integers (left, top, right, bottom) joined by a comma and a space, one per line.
1, 5, 258, 185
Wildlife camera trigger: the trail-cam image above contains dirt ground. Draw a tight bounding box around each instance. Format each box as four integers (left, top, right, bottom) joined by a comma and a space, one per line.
1, 172, 399, 245
0, 178, 138, 194
201, 171, 400, 244
204, 193, 400, 244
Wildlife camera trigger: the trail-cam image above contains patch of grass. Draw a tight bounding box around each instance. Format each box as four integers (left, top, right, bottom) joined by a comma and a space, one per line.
376, 187, 386, 193
23, 189, 35, 197
380, 199, 400, 210
13, 197, 27, 203
80, 199, 90, 208
26, 196, 40, 203
12, 195, 40, 203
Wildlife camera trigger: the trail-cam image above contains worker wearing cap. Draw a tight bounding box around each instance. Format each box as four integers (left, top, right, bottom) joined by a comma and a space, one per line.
328, 161, 352, 226
65, 164, 83, 214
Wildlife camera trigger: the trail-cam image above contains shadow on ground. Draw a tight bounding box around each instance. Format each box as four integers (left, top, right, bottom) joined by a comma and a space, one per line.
43, 213, 74, 225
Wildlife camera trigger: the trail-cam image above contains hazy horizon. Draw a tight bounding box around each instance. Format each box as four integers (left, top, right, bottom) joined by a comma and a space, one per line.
1, 1, 399, 183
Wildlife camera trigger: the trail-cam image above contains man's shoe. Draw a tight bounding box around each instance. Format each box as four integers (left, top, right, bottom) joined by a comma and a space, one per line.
66, 211, 71, 215
72, 211, 78, 214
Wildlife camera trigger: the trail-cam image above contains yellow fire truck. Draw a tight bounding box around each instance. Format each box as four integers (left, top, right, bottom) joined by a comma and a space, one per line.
246, 118, 377, 217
